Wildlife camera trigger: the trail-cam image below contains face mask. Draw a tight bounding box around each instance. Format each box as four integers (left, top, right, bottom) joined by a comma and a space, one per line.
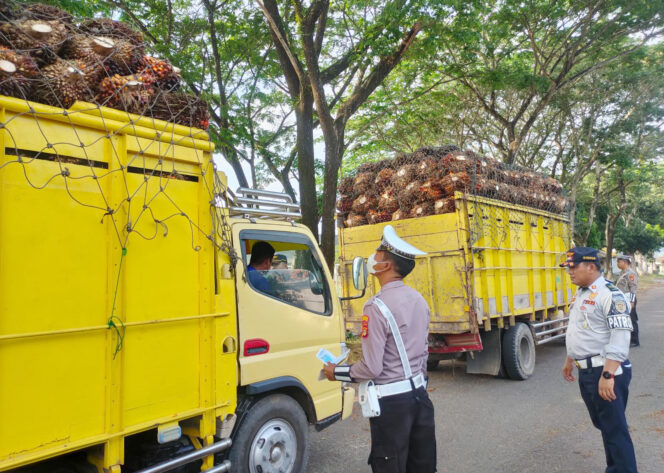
367, 253, 388, 275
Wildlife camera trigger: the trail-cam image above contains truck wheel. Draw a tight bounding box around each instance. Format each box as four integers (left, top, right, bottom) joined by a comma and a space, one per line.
230, 394, 309, 473
502, 322, 536, 380
426, 359, 440, 371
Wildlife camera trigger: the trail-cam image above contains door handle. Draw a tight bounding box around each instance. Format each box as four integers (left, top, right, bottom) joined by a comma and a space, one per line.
244, 338, 270, 356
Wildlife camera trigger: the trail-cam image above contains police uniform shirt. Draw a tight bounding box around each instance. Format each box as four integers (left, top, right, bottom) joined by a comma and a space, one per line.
566, 276, 633, 362
616, 268, 638, 302
348, 281, 430, 384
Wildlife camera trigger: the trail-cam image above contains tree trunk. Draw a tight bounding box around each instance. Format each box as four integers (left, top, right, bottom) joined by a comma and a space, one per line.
295, 91, 319, 241
604, 213, 617, 278
604, 172, 627, 277
319, 123, 345, 268
568, 185, 578, 243
223, 145, 249, 188
580, 165, 602, 246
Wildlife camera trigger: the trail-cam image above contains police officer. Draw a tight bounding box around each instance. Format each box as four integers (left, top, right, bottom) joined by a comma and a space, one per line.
616, 254, 639, 347
560, 247, 637, 473
323, 225, 436, 473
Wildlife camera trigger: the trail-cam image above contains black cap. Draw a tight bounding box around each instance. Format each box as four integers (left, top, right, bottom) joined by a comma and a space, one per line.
559, 247, 600, 268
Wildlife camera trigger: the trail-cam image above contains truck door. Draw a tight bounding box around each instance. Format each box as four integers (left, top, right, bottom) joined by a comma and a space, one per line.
234, 227, 344, 422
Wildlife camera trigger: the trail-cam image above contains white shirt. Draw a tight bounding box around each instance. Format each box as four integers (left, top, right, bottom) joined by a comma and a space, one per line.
565, 276, 632, 362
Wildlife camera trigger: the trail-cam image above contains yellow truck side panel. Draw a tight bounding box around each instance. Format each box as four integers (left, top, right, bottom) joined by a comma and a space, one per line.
339, 194, 571, 335
0, 98, 235, 472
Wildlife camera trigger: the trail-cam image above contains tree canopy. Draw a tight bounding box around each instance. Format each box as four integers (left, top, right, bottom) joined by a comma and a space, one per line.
28, 0, 664, 263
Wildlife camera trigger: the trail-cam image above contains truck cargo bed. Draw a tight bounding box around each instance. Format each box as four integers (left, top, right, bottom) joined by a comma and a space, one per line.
339, 192, 572, 335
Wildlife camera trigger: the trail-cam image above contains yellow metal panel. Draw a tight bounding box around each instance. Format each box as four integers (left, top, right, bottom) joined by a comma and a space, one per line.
122, 323, 201, 426
0, 333, 107, 461
338, 194, 572, 337
0, 97, 234, 471
339, 213, 472, 333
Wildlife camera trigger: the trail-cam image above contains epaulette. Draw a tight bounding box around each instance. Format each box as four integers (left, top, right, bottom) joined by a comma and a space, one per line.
604, 281, 619, 292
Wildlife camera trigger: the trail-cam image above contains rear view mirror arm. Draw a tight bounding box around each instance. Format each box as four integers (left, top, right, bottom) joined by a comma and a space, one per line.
339, 287, 367, 301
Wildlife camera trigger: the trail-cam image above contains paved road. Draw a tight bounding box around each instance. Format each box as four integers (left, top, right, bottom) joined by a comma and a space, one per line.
309, 279, 664, 473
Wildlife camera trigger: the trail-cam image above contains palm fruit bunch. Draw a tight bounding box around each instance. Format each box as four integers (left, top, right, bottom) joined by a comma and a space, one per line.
32, 58, 90, 108
441, 172, 471, 195
409, 202, 434, 219
146, 91, 209, 129
397, 180, 424, 206
0, 18, 67, 65
78, 18, 143, 46
0, 0, 16, 21
393, 163, 416, 188
102, 37, 143, 76
373, 167, 394, 192
378, 188, 399, 214
420, 178, 444, 201
0, 2, 216, 131
367, 209, 392, 224
22, 3, 73, 26
351, 194, 377, 214
0, 46, 38, 98
344, 213, 367, 228
60, 35, 115, 86
138, 56, 181, 92
336, 145, 568, 228
97, 73, 154, 115
434, 197, 455, 214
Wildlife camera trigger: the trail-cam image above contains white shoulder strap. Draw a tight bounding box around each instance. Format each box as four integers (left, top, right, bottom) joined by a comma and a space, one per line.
372, 297, 412, 379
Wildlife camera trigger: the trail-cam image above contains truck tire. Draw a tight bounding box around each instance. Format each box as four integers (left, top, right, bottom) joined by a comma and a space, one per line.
502, 322, 536, 380
230, 394, 309, 473
426, 359, 440, 371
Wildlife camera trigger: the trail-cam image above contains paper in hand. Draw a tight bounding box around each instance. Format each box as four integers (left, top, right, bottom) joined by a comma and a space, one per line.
317, 347, 350, 381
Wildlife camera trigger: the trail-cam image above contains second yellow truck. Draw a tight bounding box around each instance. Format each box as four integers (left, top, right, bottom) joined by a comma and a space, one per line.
339, 192, 572, 380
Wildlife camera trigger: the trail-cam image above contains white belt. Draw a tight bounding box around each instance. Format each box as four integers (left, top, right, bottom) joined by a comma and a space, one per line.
574, 355, 604, 369
375, 373, 426, 398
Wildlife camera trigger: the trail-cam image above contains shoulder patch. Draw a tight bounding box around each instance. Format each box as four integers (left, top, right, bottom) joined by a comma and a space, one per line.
609, 293, 629, 316
361, 315, 369, 338
629, 274, 635, 281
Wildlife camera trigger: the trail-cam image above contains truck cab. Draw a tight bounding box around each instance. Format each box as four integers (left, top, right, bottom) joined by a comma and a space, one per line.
225, 189, 353, 472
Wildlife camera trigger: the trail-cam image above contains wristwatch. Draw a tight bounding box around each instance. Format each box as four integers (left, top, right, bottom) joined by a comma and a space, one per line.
602, 371, 614, 379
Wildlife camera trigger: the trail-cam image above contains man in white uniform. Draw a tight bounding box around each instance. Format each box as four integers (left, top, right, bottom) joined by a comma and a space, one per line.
560, 247, 637, 473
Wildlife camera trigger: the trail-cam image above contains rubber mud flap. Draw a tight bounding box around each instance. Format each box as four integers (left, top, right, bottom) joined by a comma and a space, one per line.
368, 444, 400, 473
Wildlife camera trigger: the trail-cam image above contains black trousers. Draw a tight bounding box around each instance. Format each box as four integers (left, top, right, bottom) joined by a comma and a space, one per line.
368, 387, 436, 473
578, 360, 637, 473
630, 298, 639, 345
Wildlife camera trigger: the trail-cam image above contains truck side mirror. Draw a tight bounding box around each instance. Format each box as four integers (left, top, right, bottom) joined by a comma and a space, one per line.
352, 256, 368, 291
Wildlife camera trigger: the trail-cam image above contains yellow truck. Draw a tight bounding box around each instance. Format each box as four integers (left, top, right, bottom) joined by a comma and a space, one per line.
0, 96, 355, 473
339, 192, 572, 380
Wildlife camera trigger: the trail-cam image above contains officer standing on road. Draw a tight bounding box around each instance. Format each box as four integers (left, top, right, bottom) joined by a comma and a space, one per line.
560, 247, 637, 473
616, 254, 639, 347
323, 225, 436, 473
